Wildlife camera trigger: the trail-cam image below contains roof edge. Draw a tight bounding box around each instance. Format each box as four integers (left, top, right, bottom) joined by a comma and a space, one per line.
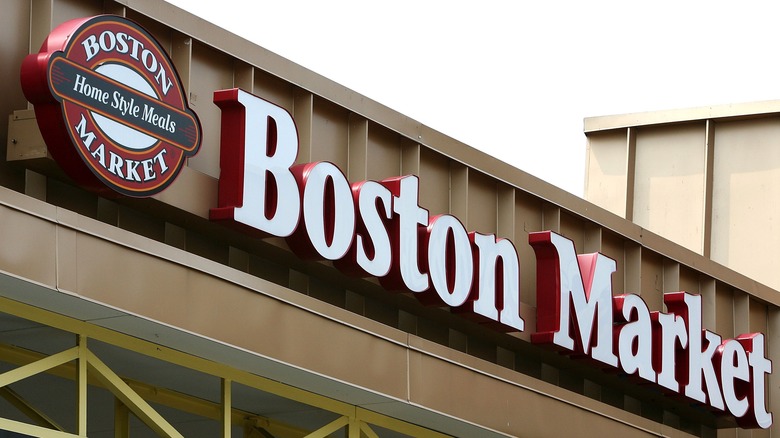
584, 99, 780, 133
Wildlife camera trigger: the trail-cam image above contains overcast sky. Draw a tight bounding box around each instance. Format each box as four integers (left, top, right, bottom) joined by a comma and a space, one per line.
163, 0, 780, 195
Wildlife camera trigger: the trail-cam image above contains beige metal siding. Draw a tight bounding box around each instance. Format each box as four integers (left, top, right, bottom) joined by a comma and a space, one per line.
585, 104, 780, 293
585, 130, 629, 217
711, 118, 780, 291
633, 124, 706, 253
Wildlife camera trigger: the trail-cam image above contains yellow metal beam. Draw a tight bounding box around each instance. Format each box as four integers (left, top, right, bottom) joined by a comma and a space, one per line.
77, 335, 87, 437
0, 342, 448, 438
0, 297, 355, 416
246, 416, 309, 438
0, 417, 77, 438
0, 299, 449, 437
222, 378, 232, 438
359, 421, 380, 438
0, 343, 77, 381
114, 398, 130, 438
0, 342, 307, 435
302, 415, 348, 438
0, 386, 64, 431
348, 417, 360, 438
0, 346, 78, 388
86, 350, 184, 438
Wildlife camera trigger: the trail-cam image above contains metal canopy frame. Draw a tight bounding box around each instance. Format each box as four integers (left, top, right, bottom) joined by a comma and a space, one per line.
0, 297, 450, 438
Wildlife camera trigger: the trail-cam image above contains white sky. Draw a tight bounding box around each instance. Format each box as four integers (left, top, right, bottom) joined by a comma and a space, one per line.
163, 0, 780, 196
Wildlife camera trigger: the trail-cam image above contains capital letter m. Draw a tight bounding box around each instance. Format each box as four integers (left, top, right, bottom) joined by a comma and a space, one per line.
529, 231, 618, 367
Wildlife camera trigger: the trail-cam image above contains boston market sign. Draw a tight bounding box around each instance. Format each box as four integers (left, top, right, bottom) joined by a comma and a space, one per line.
21, 15, 201, 197
210, 89, 773, 429
22, 16, 773, 430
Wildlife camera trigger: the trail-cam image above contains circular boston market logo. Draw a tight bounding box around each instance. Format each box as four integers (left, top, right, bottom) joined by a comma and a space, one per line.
21, 15, 201, 197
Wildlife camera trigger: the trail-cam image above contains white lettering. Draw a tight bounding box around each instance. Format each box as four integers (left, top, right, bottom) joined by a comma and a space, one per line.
211, 89, 300, 237
720, 339, 750, 418
153, 149, 168, 174
125, 159, 141, 182
142, 158, 156, 181
82, 35, 100, 61
296, 162, 355, 260
98, 30, 116, 53
115, 32, 129, 55
90, 143, 105, 167
141, 49, 157, 74
426, 215, 472, 307
85, 146, 167, 183
354, 181, 392, 276
471, 233, 524, 331
108, 151, 124, 178
209, 88, 774, 428
127, 34, 143, 60
742, 334, 773, 428
73, 74, 109, 105
665, 293, 723, 409
74, 114, 96, 149
529, 231, 618, 367
78, 30, 173, 95
614, 294, 655, 381
387, 176, 429, 293
654, 310, 688, 392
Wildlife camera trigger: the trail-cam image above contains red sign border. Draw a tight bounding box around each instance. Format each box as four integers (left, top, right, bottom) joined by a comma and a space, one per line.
21, 15, 201, 198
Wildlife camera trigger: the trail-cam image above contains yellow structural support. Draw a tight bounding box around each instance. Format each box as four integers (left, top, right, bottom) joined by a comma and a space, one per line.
303, 416, 349, 438
0, 296, 452, 438
0, 418, 77, 438
86, 350, 184, 438
77, 336, 87, 437
114, 399, 130, 438
348, 417, 360, 438
0, 387, 64, 431
222, 378, 232, 438
0, 346, 78, 388
359, 421, 381, 438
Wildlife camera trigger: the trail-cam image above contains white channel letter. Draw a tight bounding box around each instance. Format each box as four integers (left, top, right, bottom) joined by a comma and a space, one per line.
616, 294, 655, 382
680, 293, 724, 410
427, 215, 472, 307
655, 311, 689, 392
231, 89, 300, 237
545, 232, 618, 367
392, 176, 429, 293
744, 333, 773, 428
472, 233, 524, 331
720, 339, 750, 418
301, 162, 355, 261
356, 181, 392, 276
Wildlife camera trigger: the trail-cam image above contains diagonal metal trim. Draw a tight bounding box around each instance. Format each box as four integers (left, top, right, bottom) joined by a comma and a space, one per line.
0, 417, 77, 438
0, 342, 305, 434
0, 346, 78, 388
302, 415, 348, 438
86, 349, 184, 438
0, 386, 65, 431
359, 420, 380, 438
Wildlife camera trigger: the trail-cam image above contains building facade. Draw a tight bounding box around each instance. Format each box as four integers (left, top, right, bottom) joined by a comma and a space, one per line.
0, 1, 776, 437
